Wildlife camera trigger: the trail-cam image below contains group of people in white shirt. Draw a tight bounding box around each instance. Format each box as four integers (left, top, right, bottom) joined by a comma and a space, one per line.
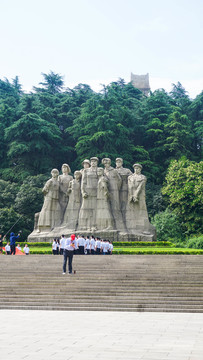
5, 243, 30, 255
52, 235, 113, 256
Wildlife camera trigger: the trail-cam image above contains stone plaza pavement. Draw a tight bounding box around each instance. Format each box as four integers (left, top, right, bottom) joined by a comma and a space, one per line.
0, 310, 202, 360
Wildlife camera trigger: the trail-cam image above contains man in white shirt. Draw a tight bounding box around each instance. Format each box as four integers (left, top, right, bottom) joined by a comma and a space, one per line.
109, 241, 113, 255
63, 234, 76, 274
102, 240, 109, 255
23, 244, 30, 255
90, 236, 96, 255
60, 235, 66, 255
78, 235, 85, 255
95, 237, 101, 255
74, 236, 79, 254
106, 240, 110, 254
85, 236, 90, 254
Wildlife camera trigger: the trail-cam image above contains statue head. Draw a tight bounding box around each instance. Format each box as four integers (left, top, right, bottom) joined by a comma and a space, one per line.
90, 157, 99, 167
133, 163, 142, 174
51, 168, 59, 178
102, 158, 111, 168
82, 159, 90, 169
97, 167, 104, 177
61, 163, 71, 174
116, 158, 123, 168
74, 170, 82, 180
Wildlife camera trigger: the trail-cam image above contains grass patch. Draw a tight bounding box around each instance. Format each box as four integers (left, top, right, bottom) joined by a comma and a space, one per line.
113, 247, 203, 255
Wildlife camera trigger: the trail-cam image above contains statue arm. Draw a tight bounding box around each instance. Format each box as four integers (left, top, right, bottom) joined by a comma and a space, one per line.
132, 177, 146, 202
67, 181, 73, 194
42, 180, 51, 195
103, 178, 109, 198
81, 170, 88, 198
115, 170, 122, 189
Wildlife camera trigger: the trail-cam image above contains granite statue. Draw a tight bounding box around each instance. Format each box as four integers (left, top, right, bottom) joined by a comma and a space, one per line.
78, 157, 99, 231
62, 170, 82, 231
58, 163, 73, 222
125, 163, 154, 235
29, 158, 156, 242
37, 169, 61, 232
96, 167, 114, 230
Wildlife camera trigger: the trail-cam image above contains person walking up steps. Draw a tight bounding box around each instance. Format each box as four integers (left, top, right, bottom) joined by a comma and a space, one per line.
63, 234, 76, 275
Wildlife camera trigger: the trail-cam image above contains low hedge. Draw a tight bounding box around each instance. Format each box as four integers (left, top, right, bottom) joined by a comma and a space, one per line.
113, 247, 203, 255
112, 241, 174, 247
3, 241, 175, 248
27, 247, 203, 255
30, 249, 52, 254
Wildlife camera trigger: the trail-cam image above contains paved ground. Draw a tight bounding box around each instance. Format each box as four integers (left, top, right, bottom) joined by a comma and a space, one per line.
0, 310, 202, 360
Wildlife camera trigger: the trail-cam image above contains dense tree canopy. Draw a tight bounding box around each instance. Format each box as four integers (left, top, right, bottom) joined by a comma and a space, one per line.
162, 158, 203, 235
0, 72, 202, 239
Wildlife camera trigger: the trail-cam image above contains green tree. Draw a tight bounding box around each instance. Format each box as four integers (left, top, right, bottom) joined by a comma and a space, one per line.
140, 89, 173, 182
188, 91, 203, 160
151, 208, 183, 242
164, 107, 193, 160
0, 180, 19, 208
12, 76, 23, 96
169, 82, 191, 110
68, 81, 148, 169
0, 207, 31, 241
36, 71, 64, 94
5, 113, 63, 173
14, 174, 47, 216
162, 158, 203, 235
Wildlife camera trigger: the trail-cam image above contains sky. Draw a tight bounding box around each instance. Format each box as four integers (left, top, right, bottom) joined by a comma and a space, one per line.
0, 0, 203, 98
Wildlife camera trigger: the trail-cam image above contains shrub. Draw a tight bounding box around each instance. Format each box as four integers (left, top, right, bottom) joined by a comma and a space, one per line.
151, 208, 183, 242
187, 235, 203, 249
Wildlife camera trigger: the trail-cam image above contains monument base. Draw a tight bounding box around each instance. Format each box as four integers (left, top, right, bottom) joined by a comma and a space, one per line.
28, 228, 156, 243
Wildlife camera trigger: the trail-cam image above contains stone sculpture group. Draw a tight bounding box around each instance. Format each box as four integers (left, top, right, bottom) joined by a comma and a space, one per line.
29, 157, 156, 242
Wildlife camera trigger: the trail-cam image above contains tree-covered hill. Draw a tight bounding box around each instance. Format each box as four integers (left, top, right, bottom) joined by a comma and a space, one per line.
0, 72, 202, 240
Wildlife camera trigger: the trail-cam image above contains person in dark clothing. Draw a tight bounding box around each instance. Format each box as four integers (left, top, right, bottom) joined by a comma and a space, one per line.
10, 232, 20, 255
63, 234, 76, 274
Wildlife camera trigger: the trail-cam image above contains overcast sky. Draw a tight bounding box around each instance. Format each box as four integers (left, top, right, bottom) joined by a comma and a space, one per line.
1, 0, 202, 98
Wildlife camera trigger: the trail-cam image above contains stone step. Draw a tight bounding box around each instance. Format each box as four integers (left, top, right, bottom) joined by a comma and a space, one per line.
0, 305, 202, 313
1, 298, 203, 308
0, 255, 202, 313
1, 294, 203, 300
1, 298, 203, 306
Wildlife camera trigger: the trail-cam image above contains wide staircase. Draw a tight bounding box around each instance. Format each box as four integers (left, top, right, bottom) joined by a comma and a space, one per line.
0, 255, 203, 312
